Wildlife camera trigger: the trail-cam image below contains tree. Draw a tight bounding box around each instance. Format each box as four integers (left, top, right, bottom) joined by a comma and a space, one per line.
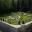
18, 0, 22, 11
0, 0, 12, 12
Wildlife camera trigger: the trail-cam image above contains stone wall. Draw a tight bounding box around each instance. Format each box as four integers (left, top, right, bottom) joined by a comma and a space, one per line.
0, 21, 32, 32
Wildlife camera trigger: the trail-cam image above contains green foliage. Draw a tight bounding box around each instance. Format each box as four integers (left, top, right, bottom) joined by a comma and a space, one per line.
0, 12, 32, 25
18, 20, 21, 25
22, 0, 29, 11
22, 21, 25, 24
0, 0, 13, 10
3, 0, 12, 9
0, 0, 31, 13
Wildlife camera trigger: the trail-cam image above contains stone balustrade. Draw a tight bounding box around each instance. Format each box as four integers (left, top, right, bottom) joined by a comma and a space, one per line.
0, 21, 32, 32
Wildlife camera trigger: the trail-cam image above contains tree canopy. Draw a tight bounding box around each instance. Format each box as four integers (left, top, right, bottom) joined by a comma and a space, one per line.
0, 0, 32, 13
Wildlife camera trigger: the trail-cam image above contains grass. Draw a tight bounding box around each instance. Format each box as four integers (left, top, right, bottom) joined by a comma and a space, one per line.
20, 15, 32, 23
4, 19, 18, 25
0, 12, 32, 25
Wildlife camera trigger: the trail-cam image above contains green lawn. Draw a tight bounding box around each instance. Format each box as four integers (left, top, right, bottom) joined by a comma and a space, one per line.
0, 12, 32, 25
5, 19, 18, 25
20, 15, 32, 23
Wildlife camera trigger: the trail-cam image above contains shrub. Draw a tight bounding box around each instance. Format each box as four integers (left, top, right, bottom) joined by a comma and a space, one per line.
22, 21, 25, 24
18, 20, 21, 25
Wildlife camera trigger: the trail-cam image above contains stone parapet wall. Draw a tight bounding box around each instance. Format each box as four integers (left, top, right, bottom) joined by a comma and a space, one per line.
0, 21, 32, 32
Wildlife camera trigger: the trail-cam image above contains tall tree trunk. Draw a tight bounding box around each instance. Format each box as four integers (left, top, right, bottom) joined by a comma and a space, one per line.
22, 0, 24, 11
17, 0, 21, 11
12, 0, 14, 11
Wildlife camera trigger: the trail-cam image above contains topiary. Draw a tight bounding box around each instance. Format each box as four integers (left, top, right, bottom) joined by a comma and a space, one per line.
18, 20, 21, 25
22, 21, 25, 24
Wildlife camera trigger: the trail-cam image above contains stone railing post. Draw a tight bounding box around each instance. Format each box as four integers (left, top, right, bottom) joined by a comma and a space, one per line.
21, 24, 26, 32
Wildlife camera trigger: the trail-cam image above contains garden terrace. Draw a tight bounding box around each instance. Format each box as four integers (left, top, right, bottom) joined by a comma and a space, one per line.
0, 12, 32, 25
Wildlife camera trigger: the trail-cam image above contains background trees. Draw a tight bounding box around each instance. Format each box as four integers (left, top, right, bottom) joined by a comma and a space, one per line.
0, 0, 32, 13
0, 0, 13, 14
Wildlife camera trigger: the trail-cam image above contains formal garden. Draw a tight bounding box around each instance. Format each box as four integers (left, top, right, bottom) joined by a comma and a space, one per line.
0, 0, 32, 25
0, 0, 32, 32
0, 12, 32, 25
